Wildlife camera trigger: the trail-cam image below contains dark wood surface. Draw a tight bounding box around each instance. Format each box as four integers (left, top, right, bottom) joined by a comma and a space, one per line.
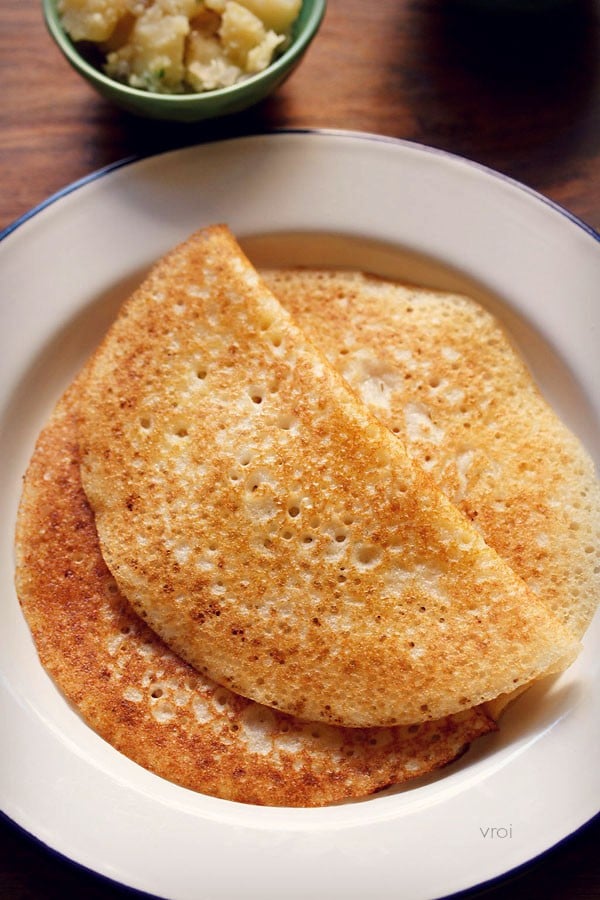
1, 0, 599, 897
2, 0, 600, 233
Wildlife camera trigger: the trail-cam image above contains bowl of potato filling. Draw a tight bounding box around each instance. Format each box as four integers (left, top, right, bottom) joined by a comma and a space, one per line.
43, 0, 326, 121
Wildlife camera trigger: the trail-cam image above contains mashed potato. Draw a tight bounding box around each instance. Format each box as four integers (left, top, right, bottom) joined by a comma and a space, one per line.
58, 0, 301, 93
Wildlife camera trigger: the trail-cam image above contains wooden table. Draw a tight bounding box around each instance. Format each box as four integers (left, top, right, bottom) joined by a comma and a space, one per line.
1, 0, 599, 896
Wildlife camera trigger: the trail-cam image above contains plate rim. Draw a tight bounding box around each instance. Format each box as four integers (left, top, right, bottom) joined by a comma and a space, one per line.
2, 128, 599, 245
2, 809, 597, 900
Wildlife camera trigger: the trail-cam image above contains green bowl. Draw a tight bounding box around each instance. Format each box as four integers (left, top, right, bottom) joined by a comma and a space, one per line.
42, 0, 326, 122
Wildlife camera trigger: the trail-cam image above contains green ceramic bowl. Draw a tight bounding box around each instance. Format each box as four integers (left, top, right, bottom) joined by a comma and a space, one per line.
42, 0, 326, 122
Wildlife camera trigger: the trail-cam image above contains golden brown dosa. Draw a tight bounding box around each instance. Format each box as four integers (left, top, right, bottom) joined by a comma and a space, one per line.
263, 268, 600, 643
76, 226, 578, 728
262, 269, 600, 719
14, 383, 496, 807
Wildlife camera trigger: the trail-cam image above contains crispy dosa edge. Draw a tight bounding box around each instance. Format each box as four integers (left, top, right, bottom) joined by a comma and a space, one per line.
14, 383, 496, 807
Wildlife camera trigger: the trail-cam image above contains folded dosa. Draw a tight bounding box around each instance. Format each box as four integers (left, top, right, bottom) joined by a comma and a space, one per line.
77, 226, 578, 728
14, 385, 496, 806
262, 269, 600, 645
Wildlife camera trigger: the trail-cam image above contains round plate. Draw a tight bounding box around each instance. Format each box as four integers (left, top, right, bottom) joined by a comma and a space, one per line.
1, 131, 599, 900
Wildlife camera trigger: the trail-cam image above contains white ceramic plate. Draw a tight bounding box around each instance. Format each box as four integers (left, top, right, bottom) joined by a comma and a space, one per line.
1, 131, 599, 900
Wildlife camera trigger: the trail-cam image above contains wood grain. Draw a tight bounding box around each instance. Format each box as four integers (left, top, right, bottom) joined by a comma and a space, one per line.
1, 0, 599, 896
1, 0, 599, 232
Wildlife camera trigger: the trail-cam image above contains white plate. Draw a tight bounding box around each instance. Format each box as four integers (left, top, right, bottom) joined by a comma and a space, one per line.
1, 131, 599, 900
